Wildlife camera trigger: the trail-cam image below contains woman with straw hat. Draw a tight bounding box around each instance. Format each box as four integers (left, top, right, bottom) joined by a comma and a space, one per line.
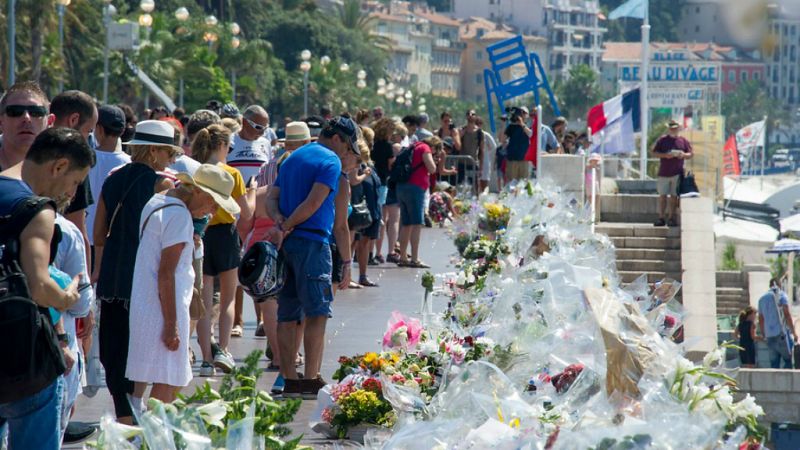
91, 120, 181, 424
125, 164, 240, 406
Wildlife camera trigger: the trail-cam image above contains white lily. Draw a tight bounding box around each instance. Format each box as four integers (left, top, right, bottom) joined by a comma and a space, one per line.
196, 400, 228, 429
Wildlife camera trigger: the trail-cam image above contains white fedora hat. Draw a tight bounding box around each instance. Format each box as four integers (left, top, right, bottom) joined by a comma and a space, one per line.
124, 120, 183, 153
278, 121, 315, 143
176, 164, 240, 215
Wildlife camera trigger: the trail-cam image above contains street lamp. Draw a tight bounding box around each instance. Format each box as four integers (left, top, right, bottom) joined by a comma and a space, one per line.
140, 0, 154, 13
101, 0, 114, 103
139, 0, 154, 40
174, 6, 189, 108
339, 63, 350, 72
230, 22, 241, 36
320, 55, 331, 67
300, 49, 312, 117
356, 70, 367, 90
56, 0, 71, 92
174, 6, 189, 22
205, 15, 218, 27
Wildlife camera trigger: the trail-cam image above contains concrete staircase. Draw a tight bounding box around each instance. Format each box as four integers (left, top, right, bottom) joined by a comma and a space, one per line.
716, 271, 749, 316
596, 223, 682, 285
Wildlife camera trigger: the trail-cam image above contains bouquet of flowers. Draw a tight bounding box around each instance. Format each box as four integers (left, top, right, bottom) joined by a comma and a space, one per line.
478, 202, 511, 232
321, 376, 396, 439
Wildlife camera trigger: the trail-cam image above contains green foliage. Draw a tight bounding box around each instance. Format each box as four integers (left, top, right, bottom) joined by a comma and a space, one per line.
721, 80, 789, 138
600, 0, 686, 42
721, 242, 743, 271
180, 350, 303, 448
553, 64, 602, 121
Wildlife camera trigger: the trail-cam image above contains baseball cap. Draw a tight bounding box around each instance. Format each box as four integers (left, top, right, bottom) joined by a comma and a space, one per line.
97, 105, 126, 134
667, 119, 680, 129
326, 116, 360, 156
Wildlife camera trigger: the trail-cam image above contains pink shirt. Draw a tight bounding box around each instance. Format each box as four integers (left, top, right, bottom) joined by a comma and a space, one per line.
408, 142, 432, 191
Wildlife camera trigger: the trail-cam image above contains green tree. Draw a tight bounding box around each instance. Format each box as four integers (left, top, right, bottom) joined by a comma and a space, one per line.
721, 242, 743, 271
553, 64, 602, 122
600, 0, 685, 42
721, 80, 789, 137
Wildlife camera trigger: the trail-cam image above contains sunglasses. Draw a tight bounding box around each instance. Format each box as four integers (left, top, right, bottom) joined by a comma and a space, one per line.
4, 104, 48, 118
245, 117, 267, 132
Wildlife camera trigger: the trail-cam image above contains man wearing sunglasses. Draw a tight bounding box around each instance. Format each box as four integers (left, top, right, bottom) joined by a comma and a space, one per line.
266, 116, 360, 399
227, 105, 278, 183
0, 81, 53, 172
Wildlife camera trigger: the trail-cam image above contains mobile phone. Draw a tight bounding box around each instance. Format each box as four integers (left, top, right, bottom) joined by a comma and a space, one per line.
247, 176, 256, 189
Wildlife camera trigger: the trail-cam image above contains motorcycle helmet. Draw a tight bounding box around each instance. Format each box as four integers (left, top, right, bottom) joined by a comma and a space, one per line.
238, 241, 286, 300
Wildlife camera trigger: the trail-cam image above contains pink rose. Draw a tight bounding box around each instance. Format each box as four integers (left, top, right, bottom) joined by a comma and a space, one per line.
382, 311, 423, 350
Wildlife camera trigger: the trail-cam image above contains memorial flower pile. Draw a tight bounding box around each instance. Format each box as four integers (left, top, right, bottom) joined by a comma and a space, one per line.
315, 180, 765, 448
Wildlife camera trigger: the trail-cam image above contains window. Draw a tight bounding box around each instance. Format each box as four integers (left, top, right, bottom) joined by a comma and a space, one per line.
728, 70, 736, 83
754, 71, 760, 80
741, 71, 747, 82
696, 6, 700, 13
476, 74, 481, 84
476, 51, 482, 60
695, 25, 700, 33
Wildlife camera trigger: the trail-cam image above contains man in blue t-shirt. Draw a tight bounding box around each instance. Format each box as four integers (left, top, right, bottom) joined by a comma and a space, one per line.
266, 116, 360, 399
758, 278, 798, 368
0, 127, 94, 449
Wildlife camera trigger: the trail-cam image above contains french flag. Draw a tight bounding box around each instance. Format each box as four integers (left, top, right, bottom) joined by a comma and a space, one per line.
586, 88, 641, 154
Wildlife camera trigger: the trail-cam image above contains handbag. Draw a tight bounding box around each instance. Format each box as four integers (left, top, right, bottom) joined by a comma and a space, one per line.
678, 170, 699, 196
348, 199, 373, 231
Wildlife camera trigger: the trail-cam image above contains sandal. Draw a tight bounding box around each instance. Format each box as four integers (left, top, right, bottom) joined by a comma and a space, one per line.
396, 260, 411, 267
359, 276, 379, 287
348, 281, 363, 289
407, 260, 430, 269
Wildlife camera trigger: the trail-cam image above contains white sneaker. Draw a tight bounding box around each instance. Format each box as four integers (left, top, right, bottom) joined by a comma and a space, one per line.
199, 361, 216, 377
213, 351, 235, 374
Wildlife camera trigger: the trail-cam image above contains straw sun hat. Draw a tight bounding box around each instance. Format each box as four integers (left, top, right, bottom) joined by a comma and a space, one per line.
176, 164, 240, 215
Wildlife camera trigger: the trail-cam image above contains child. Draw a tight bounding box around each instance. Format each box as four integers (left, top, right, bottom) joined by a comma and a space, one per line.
733, 306, 759, 368
428, 182, 457, 226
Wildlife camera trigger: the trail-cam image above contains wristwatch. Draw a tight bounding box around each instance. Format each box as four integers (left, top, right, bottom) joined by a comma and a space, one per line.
57, 333, 69, 344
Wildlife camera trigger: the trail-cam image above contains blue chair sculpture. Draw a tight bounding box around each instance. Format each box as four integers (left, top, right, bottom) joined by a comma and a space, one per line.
483, 35, 561, 134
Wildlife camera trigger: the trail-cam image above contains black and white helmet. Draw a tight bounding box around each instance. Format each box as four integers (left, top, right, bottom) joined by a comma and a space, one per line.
238, 241, 285, 300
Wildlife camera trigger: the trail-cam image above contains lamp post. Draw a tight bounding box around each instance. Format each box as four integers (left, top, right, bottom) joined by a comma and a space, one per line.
230, 33, 240, 101
174, 7, 189, 108
139, 0, 154, 41
8, 0, 16, 85
56, 0, 71, 92
300, 49, 311, 117
101, 0, 114, 103
204, 15, 218, 50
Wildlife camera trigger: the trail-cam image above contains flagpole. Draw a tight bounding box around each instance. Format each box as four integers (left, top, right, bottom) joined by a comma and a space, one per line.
536, 105, 543, 181
639, 0, 650, 180
761, 114, 768, 191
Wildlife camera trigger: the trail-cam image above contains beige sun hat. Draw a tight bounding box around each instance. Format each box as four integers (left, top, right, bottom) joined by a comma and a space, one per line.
176, 164, 240, 215
278, 121, 314, 143
123, 120, 183, 153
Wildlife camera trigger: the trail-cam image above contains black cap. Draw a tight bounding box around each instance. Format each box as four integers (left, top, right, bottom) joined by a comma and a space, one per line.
326, 116, 360, 155
97, 105, 126, 134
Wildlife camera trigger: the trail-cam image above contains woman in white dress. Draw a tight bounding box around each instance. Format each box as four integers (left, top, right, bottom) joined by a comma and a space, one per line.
126, 164, 240, 406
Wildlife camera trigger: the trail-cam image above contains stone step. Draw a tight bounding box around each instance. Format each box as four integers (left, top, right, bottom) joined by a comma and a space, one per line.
717, 287, 745, 295
716, 271, 745, 286
596, 224, 681, 238
617, 259, 682, 272
600, 194, 659, 224
717, 294, 747, 304
616, 248, 682, 261
619, 271, 682, 284
611, 236, 682, 250
717, 305, 744, 316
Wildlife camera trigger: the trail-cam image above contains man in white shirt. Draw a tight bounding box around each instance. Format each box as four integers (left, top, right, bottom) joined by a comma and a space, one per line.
87, 105, 131, 249
227, 105, 277, 182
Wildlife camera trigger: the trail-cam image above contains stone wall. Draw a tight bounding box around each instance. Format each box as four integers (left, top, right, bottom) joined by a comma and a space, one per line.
737, 369, 800, 424
681, 197, 718, 354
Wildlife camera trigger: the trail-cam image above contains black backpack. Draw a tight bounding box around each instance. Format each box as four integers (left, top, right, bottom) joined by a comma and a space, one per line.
0, 196, 67, 403
389, 144, 423, 185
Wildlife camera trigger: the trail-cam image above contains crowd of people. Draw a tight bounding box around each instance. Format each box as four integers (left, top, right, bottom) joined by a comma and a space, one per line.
0, 76, 605, 448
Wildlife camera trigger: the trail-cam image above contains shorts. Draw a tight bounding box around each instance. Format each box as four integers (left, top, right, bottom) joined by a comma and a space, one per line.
377, 185, 388, 207
385, 185, 398, 206
278, 236, 333, 322
330, 242, 344, 284
657, 175, 680, 196
357, 219, 381, 240
396, 183, 426, 226
202, 223, 241, 277
506, 160, 530, 180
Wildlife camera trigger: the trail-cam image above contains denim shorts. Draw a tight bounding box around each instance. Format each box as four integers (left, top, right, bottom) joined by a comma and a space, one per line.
396, 183, 426, 226
377, 185, 388, 208
278, 236, 333, 322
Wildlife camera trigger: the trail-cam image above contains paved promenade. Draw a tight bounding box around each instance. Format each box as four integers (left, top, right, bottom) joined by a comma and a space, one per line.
70, 228, 454, 447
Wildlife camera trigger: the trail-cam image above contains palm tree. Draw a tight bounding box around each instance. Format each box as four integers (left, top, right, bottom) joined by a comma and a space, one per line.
336, 0, 390, 49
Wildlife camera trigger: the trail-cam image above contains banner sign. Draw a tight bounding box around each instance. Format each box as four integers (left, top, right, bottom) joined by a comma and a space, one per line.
620, 63, 719, 83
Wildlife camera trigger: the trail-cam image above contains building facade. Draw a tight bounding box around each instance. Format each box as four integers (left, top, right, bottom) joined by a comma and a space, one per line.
451, 0, 604, 76
459, 17, 548, 103
414, 9, 464, 98
370, 8, 433, 93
